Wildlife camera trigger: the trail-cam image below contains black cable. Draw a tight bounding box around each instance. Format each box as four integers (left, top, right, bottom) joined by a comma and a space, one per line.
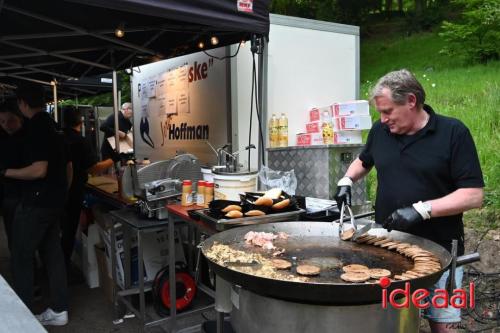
202, 42, 242, 60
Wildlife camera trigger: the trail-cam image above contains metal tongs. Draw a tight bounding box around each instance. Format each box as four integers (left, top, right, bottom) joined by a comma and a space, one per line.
337, 202, 355, 237
337, 203, 372, 241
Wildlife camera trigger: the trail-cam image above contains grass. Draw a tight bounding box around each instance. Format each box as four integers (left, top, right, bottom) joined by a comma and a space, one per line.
359, 31, 499, 227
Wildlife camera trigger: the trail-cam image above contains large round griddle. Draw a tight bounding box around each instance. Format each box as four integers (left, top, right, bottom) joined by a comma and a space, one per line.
201, 221, 453, 305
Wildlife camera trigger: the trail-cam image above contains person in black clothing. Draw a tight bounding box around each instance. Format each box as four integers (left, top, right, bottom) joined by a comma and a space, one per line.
61, 106, 114, 270
99, 102, 133, 160
334, 69, 484, 333
0, 84, 69, 326
0, 103, 27, 251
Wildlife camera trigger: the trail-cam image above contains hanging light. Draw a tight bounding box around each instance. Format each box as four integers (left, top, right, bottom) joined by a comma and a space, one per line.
198, 41, 205, 49
115, 23, 125, 38
210, 36, 219, 46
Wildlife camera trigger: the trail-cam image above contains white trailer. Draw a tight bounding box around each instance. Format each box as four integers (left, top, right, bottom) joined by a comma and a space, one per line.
131, 14, 360, 169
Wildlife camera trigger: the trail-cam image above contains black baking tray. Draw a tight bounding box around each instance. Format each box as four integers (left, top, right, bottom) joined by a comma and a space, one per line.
192, 208, 305, 231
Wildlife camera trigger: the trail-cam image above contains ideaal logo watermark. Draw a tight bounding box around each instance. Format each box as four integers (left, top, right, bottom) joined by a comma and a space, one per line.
379, 277, 475, 309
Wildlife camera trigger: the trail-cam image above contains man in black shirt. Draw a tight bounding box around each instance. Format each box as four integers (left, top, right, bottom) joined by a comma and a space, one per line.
0, 85, 69, 326
0, 103, 27, 251
334, 69, 484, 333
99, 102, 133, 160
61, 106, 114, 270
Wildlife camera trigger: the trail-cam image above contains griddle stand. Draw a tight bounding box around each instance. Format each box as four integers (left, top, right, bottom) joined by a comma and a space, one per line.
446, 239, 481, 295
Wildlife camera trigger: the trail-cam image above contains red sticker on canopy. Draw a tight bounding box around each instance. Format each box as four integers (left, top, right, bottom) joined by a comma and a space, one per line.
237, 0, 253, 13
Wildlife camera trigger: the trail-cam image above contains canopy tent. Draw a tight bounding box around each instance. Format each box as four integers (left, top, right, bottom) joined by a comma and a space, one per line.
72, 0, 270, 36
0, 0, 270, 97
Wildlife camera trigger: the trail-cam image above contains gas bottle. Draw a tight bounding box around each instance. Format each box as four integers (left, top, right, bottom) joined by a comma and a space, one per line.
269, 113, 279, 148
278, 113, 288, 147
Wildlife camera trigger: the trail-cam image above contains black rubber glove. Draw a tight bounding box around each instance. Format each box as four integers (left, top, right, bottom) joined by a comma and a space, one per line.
0, 169, 5, 181
383, 206, 424, 232
334, 176, 352, 208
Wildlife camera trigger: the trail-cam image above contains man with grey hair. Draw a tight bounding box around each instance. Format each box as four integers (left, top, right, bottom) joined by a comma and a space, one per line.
334, 69, 484, 332
99, 102, 133, 160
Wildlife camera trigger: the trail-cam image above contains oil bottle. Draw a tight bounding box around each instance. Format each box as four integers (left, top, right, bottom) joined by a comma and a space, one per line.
278, 113, 288, 147
269, 113, 279, 148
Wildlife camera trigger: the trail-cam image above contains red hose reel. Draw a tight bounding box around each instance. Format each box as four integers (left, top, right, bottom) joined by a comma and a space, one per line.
153, 264, 197, 315
160, 271, 196, 311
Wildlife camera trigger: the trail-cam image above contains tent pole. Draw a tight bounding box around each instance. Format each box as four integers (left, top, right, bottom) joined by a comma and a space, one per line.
52, 80, 58, 123
113, 69, 120, 154
257, 36, 265, 170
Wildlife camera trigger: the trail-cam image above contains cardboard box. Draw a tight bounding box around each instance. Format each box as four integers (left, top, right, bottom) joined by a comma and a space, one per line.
305, 121, 321, 134
296, 133, 324, 146
296, 133, 311, 146
332, 100, 369, 117
107, 132, 134, 154
334, 115, 372, 131
92, 204, 185, 289
95, 243, 114, 303
297, 131, 362, 145
98, 225, 146, 289
333, 131, 363, 144
97, 223, 186, 289
141, 228, 186, 281
308, 106, 333, 122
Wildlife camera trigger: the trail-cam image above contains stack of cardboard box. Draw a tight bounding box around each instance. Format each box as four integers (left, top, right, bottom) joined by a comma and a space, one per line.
296, 100, 371, 146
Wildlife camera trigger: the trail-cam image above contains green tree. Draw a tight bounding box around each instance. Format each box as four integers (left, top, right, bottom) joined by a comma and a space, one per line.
270, 0, 377, 25
439, 0, 500, 63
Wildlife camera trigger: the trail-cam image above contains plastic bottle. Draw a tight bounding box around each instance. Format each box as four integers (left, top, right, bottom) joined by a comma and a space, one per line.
321, 110, 334, 144
269, 113, 279, 148
181, 180, 193, 206
278, 113, 288, 147
196, 181, 205, 206
204, 182, 214, 208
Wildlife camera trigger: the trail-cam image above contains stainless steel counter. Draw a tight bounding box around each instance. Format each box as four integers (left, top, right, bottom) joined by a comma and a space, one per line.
267, 144, 367, 205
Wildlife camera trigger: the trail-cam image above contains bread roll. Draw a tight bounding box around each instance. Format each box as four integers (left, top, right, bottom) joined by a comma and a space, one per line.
222, 205, 242, 213
264, 188, 282, 199
245, 210, 266, 217
272, 198, 290, 210
254, 196, 273, 206
225, 210, 243, 218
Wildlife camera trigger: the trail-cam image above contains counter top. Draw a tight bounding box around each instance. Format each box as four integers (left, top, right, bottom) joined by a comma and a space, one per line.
267, 144, 364, 151
107, 204, 217, 234
110, 208, 169, 230
166, 204, 217, 235
86, 175, 133, 208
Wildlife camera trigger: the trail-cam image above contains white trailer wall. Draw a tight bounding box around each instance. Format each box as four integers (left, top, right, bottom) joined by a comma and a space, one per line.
230, 42, 262, 171
130, 15, 359, 170
130, 48, 230, 165
232, 15, 360, 169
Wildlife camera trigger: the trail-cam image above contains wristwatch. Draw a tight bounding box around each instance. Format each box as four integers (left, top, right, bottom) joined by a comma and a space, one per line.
422, 201, 432, 218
